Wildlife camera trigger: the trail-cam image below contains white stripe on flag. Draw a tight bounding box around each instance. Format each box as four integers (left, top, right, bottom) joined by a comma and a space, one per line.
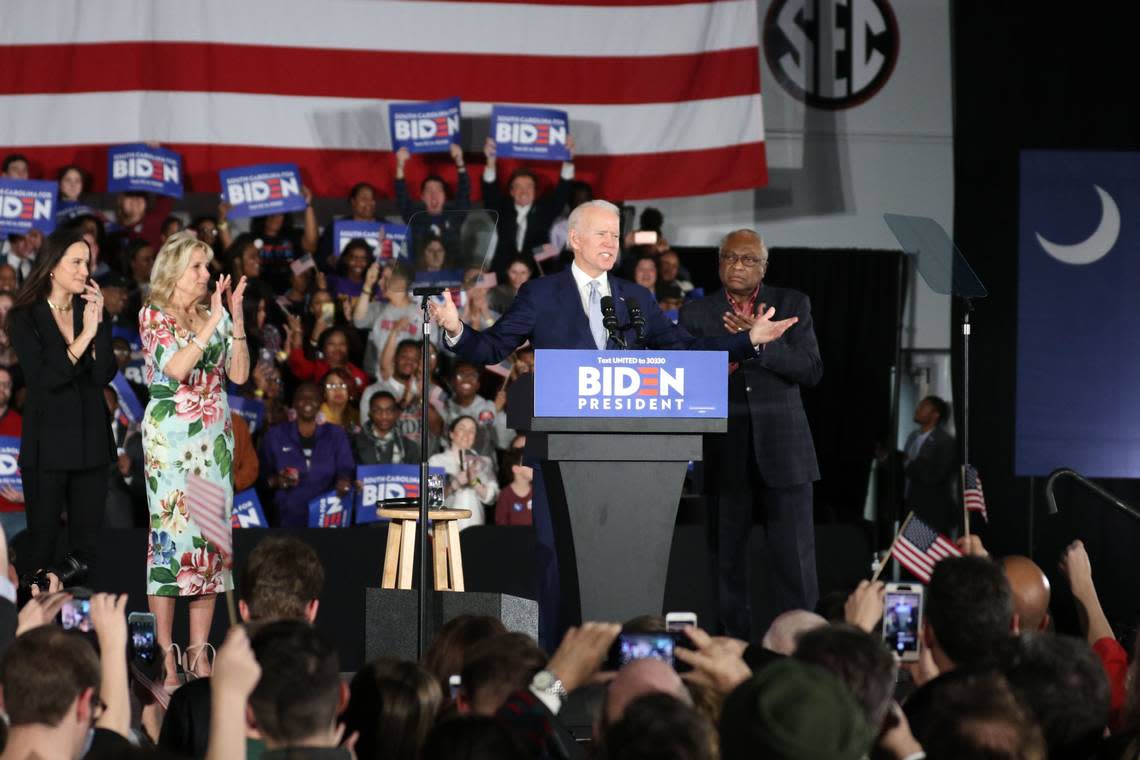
185, 474, 231, 557
0, 91, 765, 155
0, 1, 759, 57
894, 539, 934, 576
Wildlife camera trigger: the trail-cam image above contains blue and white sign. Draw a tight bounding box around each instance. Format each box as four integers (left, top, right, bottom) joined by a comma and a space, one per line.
413, 269, 464, 289
0, 436, 21, 498
219, 163, 306, 219
228, 394, 265, 434
308, 491, 352, 528
231, 488, 268, 528
111, 372, 145, 425
0, 179, 57, 235
389, 97, 461, 154
491, 106, 570, 161
379, 223, 410, 261
534, 350, 727, 418
354, 464, 447, 524
1016, 150, 1140, 477
333, 220, 381, 257
108, 144, 183, 197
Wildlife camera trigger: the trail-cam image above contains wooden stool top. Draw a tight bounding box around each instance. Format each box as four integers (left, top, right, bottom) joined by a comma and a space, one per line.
376, 508, 472, 521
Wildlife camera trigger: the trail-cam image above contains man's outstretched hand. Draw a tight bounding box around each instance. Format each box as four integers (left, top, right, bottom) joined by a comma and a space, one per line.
427, 295, 462, 338
748, 306, 797, 346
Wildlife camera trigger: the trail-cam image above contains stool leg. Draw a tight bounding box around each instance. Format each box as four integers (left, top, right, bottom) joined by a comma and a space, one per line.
381, 520, 402, 589
447, 520, 465, 592
398, 519, 417, 590
433, 522, 450, 591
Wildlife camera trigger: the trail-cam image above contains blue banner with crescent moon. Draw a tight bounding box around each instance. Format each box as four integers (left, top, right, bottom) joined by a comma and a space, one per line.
1016, 150, 1140, 476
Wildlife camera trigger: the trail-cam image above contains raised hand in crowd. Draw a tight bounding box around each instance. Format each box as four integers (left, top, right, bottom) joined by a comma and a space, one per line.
90, 592, 131, 737
544, 621, 621, 693
956, 534, 989, 557
1058, 539, 1114, 646
673, 626, 751, 697
284, 312, 304, 351
217, 200, 233, 250
16, 586, 69, 636
206, 626, 262, 760
844, 579, 886, 634
395, 146, 412, 178
483, 137, 497, 172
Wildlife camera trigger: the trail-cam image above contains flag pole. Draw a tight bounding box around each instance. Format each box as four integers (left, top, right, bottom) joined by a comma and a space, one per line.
962, 464, 971, 539
224, 583, 238, 628
872, 511, 916, 583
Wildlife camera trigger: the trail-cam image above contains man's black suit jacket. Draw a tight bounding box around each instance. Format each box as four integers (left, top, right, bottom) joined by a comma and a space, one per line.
679, 285, 822, 488
482, 176, 571, 277
903, 425, 958, 531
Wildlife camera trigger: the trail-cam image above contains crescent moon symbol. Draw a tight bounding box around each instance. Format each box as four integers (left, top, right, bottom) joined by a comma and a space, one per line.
1036, 185, 1120, 266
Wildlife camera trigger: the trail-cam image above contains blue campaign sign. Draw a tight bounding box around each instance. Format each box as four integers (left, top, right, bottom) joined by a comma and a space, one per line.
413, 268, 464, 289
228, 394, 265, 434
491, 105, 570, 161
0, 179, 58, 235
389, 97, 461, 154
219, 163, 307, 219
107, 144, 184, 197
333, 220, 381, 257
355, 464, 446, 524
379, 223, 410, 261
0, 436, 20, 498
308, 491, 352, 528
1016, 150, 1140, 477
231, 488, 268, 528
111, 372, 145, 425
533, 350, 728, 418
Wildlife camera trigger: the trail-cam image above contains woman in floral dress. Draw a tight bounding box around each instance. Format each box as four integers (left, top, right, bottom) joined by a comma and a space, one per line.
139, 232, 248, 687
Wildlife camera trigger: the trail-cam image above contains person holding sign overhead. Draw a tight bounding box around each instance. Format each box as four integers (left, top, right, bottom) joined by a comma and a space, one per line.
8, 227, 115, 587
428, 199, 797, 648
395, 142, 471, 257
138, 231, 249, 686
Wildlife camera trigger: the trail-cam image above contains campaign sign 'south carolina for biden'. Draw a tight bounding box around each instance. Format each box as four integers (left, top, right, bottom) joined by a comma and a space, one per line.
354, 464, 447, 524
219, 163, 307, 219
0, 436, 21, 499
228, 394, 265, 434
390, 97, 461, 154
308, 491, 352, 528
0, 179, 57, 235
533, 350, 728, 418
232, 489, 268, 528
490, 106, 570, 162
108, 144, 183, 197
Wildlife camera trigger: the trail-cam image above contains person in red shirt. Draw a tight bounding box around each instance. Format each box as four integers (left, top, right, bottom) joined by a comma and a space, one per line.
0, 366, 24, 539
286, 324, 368, 402
494, 448, 532, 527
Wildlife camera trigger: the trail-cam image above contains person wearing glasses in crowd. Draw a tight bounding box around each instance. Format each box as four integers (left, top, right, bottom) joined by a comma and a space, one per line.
138, 231, 249, 687
679, 229, 823, 642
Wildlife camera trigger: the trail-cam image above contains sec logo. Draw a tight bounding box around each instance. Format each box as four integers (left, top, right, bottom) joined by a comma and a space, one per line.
764, 0, 899, 110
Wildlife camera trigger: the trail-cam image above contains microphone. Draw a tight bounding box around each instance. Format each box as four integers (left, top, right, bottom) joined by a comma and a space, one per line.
625, 298, 647, 344
600, 295, 625, 347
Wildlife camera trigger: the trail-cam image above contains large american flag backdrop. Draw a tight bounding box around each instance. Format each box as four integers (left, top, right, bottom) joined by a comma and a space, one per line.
0, 1, 767, 201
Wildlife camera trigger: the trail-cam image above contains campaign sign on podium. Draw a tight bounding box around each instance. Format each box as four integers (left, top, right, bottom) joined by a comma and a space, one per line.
533, 350, 727, 418
355, 464, 446, 524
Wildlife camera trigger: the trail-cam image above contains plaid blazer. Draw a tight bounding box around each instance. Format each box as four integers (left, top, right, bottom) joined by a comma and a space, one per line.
680, 285, 822, 487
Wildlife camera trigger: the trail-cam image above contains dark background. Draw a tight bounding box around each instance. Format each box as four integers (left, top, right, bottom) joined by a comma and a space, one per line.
951, 2, 1140, 635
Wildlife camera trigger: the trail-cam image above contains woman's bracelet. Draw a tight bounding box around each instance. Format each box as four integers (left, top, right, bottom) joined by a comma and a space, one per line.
190, 336, 208, 352
232, 334, 247, 341
67, 347, 79, 362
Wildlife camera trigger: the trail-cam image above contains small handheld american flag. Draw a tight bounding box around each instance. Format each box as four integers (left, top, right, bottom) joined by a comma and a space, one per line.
185, 474, 233, 567
963, 464, 988, 522
892, 514, 962, 583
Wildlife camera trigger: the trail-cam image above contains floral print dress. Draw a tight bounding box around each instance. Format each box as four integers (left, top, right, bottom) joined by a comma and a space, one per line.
139, 304, 234, 596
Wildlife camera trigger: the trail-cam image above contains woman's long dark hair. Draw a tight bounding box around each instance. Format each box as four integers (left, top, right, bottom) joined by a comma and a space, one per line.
12, 226, 90, 311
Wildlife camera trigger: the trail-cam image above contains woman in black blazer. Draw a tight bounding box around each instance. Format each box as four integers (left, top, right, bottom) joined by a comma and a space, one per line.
8, 226, 115, 583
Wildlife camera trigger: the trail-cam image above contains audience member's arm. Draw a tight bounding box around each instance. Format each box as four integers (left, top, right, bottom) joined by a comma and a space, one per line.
91, 593, 131, 737
674, 627, 752, 697
300, 186, 319, 254
1059, 539, 1113, 645
956, 534, 989, 557
453, 143, 471, 209
379, 317, 410, 381
352, 261, 382, 328
481, 138, 500, 196
16, 585, 70, 637
206, 626, 262, 760
844, 580, 886, 633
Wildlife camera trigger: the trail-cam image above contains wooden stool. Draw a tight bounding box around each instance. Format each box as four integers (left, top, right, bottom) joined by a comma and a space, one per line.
378, 508, 471, 591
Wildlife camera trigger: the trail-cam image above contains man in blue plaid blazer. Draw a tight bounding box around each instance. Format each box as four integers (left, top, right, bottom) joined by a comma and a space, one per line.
680, 229, 822, 640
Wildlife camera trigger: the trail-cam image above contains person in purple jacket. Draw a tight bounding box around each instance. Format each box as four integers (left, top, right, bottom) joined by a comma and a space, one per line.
260, 383, 355, 527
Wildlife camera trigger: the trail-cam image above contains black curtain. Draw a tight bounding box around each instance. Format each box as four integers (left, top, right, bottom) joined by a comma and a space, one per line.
677, 247, 901, 524
953, 3, 1140, 633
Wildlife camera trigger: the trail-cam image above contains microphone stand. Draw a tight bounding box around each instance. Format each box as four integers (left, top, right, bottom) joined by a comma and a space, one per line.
412, 285, 445, 659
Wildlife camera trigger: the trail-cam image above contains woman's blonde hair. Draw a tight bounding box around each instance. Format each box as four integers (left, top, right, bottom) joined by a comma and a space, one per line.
148, 231, 213, 311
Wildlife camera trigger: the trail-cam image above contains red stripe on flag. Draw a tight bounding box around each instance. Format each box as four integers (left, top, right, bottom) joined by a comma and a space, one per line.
8, 142, 767, 202
893, 539, 934, 580
185, 474, 232, 561
0, 42, 760, 105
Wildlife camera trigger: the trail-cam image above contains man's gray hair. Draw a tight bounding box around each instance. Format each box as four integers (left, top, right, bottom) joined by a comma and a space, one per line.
567, 199, 621, 234
718, 228, 768, 260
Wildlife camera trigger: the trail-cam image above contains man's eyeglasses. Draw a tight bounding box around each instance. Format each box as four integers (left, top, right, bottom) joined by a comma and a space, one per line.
719, 253, 766, 268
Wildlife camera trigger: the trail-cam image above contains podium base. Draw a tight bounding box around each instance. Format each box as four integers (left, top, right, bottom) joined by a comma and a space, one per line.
363, 589, 538, 662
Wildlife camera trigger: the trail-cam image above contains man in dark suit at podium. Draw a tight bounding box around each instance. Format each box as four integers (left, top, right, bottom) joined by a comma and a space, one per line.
429, 201, 797, 647
679, 229, 822, 640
